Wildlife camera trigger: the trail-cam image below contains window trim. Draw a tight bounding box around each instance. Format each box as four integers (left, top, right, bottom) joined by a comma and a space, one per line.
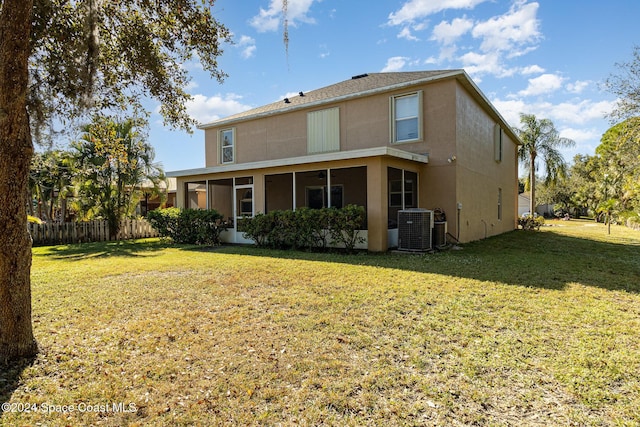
390, 91, 423, 144
219, 128, 236, 165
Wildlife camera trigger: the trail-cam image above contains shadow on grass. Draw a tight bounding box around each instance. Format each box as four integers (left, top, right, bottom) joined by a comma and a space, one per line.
33, 238, 171, 260
0, 356, 36, 420
196, 228, 640, 294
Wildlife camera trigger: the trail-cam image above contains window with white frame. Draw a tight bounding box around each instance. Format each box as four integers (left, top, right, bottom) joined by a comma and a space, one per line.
220, 128, 235, 164
391, 92, 422, 143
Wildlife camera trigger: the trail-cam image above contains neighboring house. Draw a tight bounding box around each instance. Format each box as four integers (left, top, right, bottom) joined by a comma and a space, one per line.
518, 192, 554, 217
136, 177, 177, 216
167, 70, 520, 251
518, 193, 530, 217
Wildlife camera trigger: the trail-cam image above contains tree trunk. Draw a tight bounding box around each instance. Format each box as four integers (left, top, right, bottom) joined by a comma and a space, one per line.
0, 0, 38, 363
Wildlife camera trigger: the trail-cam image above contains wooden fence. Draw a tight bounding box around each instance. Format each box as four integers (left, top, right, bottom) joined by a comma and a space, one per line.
28, 219, 159, 246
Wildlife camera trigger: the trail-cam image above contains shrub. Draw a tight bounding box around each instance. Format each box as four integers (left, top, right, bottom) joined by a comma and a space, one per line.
240, 212, 273, 247
242, 205, 366, 252
518, 214, 545, 231
147, 207, 181, 238
293, 208, 331, 250
147, 208, 227, 245
328, 204, 366, 253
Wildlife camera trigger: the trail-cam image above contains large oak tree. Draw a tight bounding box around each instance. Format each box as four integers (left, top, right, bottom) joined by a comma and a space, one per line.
0, 0, 230, 363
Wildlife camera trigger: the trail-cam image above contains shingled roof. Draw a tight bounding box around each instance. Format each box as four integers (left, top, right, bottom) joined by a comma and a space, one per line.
198, 70, 464, 129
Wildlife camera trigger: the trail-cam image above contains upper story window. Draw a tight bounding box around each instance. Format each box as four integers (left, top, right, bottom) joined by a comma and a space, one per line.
391, 91, 422, 143
220, 128, 235, 164
308, 107, 340, 154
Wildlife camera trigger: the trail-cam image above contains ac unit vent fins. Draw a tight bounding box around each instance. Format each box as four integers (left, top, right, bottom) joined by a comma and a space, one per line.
397, 209, 434, 252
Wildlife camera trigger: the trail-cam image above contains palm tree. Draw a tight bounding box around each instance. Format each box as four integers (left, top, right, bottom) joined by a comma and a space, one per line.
516, 114, 575, 216
72, 116, 164, 237
29, 150, 76, 222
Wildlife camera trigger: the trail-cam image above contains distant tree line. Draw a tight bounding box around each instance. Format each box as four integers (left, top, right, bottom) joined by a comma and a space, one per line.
533, 117, 639, 229
519, 46, 640, 232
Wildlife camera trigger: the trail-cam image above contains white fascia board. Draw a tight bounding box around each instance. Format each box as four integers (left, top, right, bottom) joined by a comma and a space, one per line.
166, 147, 428, 177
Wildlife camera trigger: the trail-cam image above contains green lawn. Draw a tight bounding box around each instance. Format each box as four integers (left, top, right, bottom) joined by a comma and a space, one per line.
2, 219, 639, 426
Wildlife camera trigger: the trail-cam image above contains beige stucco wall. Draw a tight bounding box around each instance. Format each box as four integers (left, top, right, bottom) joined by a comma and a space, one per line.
203, 80, 460, 167
451, 81, 518, 242
179, 74, 518, 249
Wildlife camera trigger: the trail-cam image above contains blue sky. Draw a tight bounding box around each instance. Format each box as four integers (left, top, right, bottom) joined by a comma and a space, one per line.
149, 0, 640, 174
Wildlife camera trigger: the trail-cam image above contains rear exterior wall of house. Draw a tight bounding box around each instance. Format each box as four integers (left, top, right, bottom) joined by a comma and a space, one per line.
186, 75, 517, 246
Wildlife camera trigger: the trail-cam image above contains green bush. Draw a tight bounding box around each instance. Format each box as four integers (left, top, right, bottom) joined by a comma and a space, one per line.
242, 205, 366, 252
328, 204, 366, 253
240, 212, 272, 247
147, 208, 227, 245
293, 208, 331, 250
147, 207, 181, 238
518, 214, 545, 231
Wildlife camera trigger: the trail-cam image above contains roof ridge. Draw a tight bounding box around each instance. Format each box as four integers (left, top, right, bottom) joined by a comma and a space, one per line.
198, 70, 463, 129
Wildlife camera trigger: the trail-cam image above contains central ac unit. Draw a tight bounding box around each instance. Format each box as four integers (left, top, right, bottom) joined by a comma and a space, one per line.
397, 209, 434, 251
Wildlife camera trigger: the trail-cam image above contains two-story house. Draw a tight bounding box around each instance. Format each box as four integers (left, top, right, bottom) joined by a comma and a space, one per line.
167, 70, 520, 251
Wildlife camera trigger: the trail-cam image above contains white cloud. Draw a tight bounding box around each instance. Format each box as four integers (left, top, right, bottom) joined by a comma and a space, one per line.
518, 73, 565, 96
520, 64, 545, 75
437, 45, 459, 62
186, 93, 253, 125
492, 96, 615, 128
566, 80, 591, 94
471, 2, 541, 54
250, 0, 317, 32
241, 45, 257, 59
490, 98, 526, 127
238, 35, 257, 59
381, 56, 410, 72
431, 17, 474, 45
392, 1, 542, 79
491, 94, 615, 159
238, 35, 254, 45
387, 0, 488, 26
398, 27, 420, 41
185, 80, 199, 91
546, 99, 614, 124
459, 51, 504, 77
559, 126, 601, 142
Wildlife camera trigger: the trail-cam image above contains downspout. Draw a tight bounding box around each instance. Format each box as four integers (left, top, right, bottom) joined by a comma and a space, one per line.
456, 202, 462, 241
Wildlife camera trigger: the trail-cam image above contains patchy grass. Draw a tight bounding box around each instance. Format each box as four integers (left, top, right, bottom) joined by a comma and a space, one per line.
1, 220, 640, 426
